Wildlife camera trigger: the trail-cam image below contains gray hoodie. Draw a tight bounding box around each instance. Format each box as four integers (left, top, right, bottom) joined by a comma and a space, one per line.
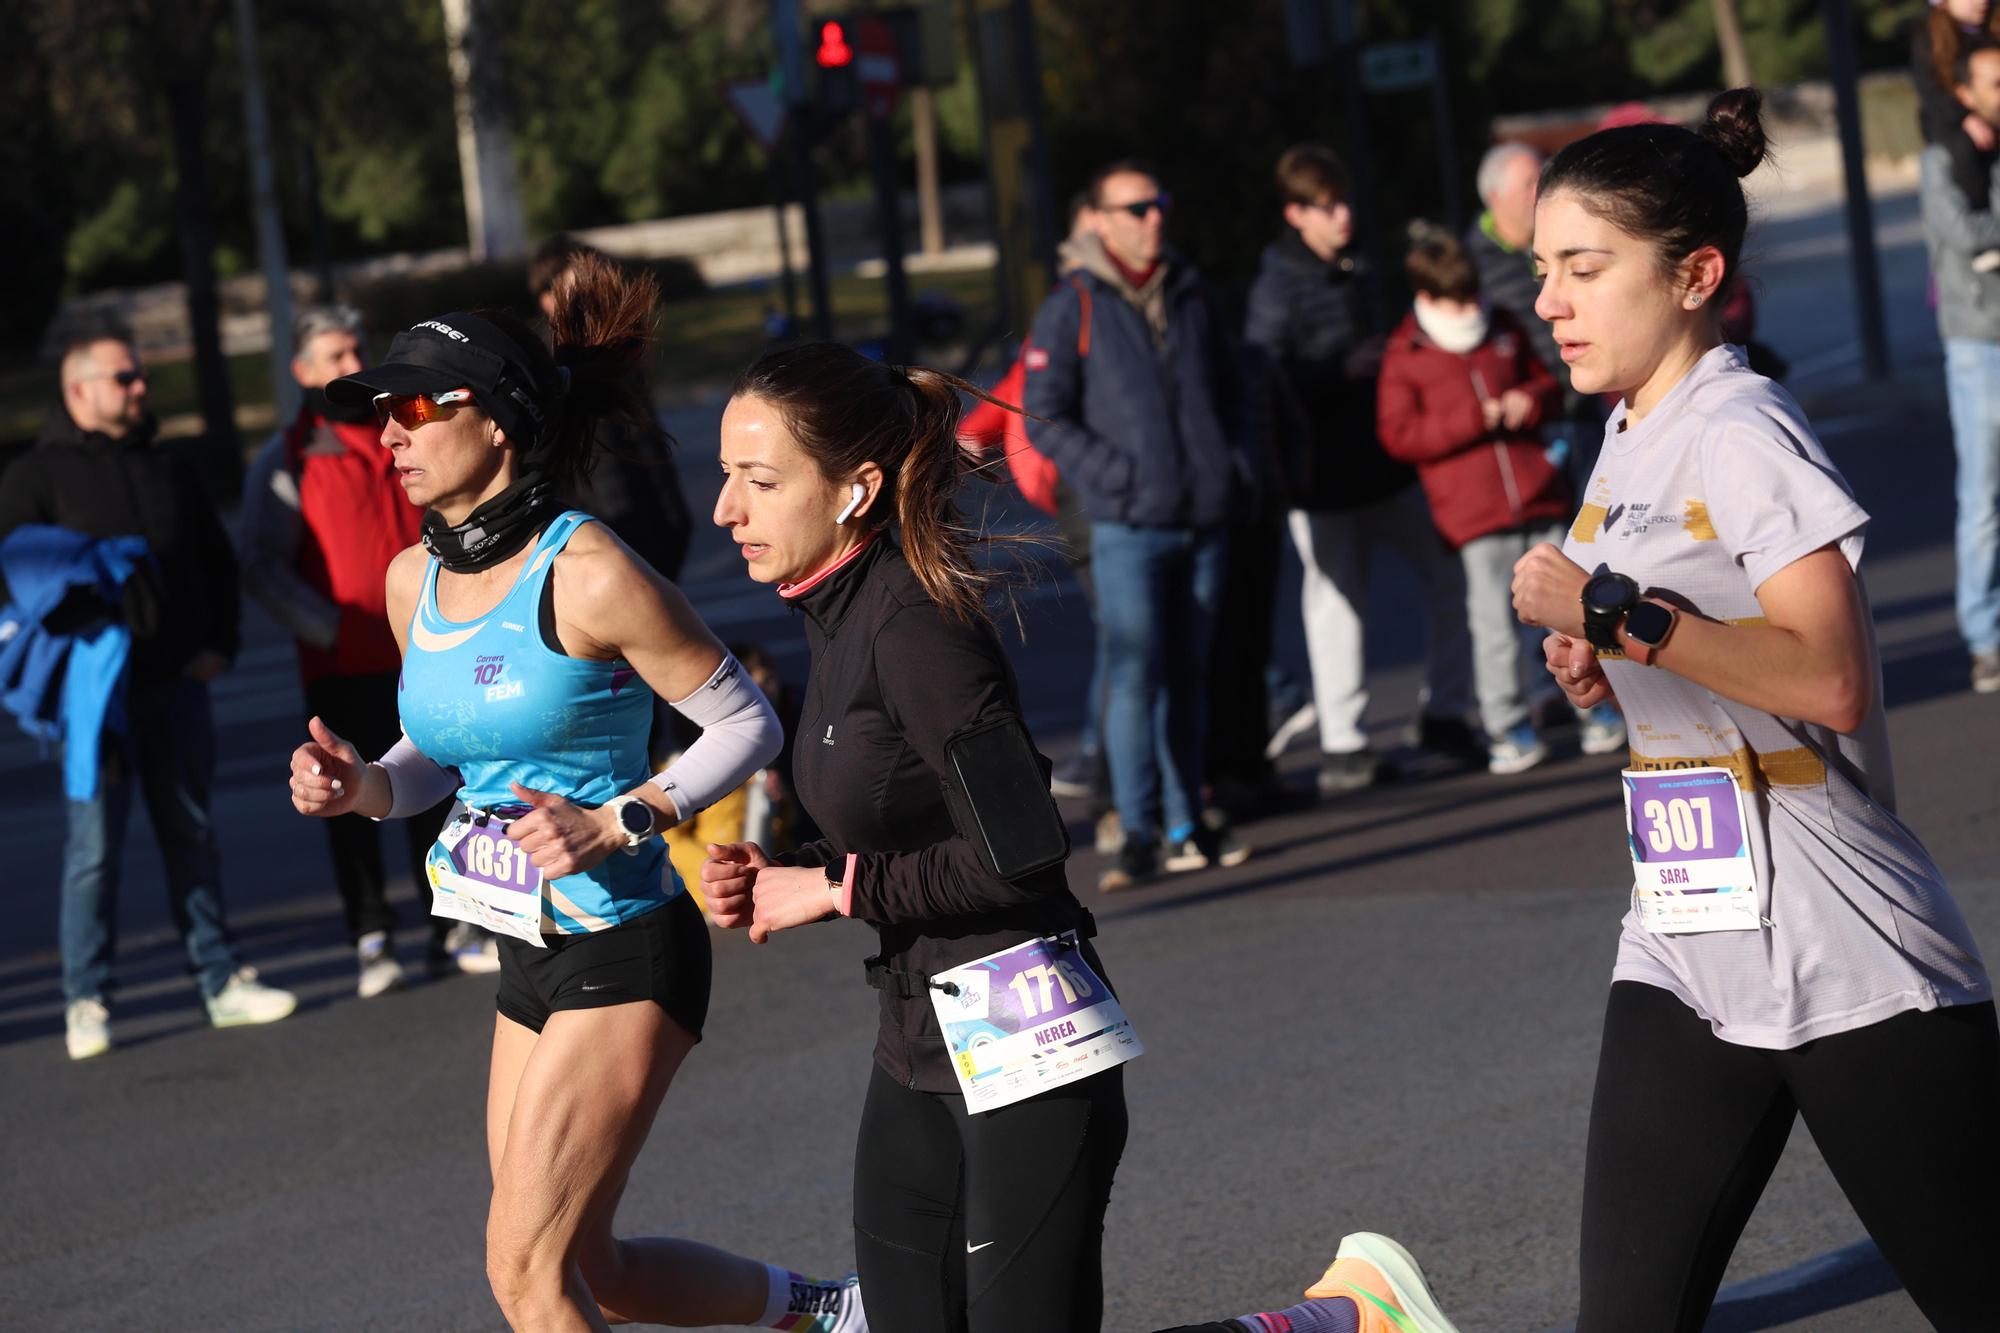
1919, 142, 2000, 342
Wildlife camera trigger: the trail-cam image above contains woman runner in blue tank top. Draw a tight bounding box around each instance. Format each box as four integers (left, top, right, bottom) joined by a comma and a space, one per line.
283, 258, 868, 1332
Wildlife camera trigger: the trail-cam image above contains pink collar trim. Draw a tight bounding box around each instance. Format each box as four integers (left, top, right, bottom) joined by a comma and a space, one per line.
778, 532, 878, 600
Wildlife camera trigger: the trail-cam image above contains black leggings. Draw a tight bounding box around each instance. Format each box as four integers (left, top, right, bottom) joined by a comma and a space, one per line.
1579, 981, 2000, 1332
853, 1062, 1127, 1333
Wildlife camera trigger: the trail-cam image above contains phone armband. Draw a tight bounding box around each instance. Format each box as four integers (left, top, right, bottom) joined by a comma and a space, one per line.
941, 715, 1071, 882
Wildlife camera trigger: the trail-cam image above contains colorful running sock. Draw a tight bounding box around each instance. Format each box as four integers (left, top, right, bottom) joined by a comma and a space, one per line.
759, 1266, 862, 1331
1233, 1297, 1359, 1333
1167, 820, 1199, 845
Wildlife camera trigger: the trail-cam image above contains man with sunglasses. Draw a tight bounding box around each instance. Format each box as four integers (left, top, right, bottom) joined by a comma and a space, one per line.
240, 307, 482, 999
0, 334, 295, 1059
1023, 159, 1253, 891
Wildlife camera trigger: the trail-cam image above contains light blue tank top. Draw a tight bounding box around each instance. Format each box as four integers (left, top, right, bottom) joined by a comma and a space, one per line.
401, 510, 675, 932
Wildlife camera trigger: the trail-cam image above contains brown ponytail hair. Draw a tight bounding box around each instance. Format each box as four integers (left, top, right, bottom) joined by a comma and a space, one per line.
731, 342, 1027, 629
473, 251, 669, 495
1930, 5, 2000, 91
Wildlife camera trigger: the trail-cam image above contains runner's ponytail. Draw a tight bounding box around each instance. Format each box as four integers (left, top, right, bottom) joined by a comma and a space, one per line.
733, 342, 1031, 630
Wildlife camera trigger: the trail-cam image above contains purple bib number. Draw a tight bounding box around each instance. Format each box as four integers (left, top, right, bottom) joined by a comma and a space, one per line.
449, 820, 541, 896
1624, 769, 1747, 863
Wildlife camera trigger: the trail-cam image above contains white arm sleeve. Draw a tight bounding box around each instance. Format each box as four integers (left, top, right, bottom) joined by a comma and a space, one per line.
374, 732, 461, 819
651, 654, 782, 821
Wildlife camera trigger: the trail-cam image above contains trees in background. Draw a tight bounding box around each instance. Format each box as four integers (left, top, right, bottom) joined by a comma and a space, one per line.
7, 0, 1934, 327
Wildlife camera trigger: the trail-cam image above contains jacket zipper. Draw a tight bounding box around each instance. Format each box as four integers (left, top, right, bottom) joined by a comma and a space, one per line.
1495, 442, 1523, 521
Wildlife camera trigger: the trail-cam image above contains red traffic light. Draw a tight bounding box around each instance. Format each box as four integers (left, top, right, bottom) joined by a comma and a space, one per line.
816, 20, 853, 69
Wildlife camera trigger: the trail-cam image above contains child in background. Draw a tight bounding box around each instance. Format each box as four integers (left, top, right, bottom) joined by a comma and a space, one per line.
665, 643, 812, 916
1378, 226, 1627, 774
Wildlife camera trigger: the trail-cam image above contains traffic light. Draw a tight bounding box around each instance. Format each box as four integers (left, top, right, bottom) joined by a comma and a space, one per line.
815, 19, 854, 69
812, 18, 858, 114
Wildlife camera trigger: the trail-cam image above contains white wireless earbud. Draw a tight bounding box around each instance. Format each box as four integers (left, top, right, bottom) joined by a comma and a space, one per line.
835, 483, 865, 526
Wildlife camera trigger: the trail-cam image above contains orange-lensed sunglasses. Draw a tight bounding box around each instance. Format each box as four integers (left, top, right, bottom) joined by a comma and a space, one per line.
373, 387, 474, 430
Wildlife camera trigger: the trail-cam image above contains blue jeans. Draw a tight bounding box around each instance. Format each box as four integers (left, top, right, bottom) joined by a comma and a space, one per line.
60, 676, 239, 1002
1091, 522, 1227, 845
1944, 339, 2000, 654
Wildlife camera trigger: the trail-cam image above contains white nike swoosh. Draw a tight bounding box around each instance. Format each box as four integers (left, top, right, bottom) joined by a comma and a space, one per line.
409, 619, 487, 652
965, 1240, 995, 1254
578, 982, 616, 992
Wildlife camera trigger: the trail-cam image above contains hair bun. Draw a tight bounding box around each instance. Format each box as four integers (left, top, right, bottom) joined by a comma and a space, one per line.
1700, 87, 1768, 179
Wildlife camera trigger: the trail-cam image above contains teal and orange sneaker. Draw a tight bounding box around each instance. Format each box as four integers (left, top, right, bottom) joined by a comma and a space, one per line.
1303, 1233, 1462, 1333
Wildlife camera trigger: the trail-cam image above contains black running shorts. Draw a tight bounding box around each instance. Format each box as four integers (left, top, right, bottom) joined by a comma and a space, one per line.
494, 893, 710, 1040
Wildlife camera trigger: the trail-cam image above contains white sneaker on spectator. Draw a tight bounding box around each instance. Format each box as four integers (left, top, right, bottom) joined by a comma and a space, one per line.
356, 931, 406, 999
1488, 723, 1551, 776
65, 996, 111, 1060
1579, 703, 1628, 756
205, 967, 298, 1028
1093, 810, 1125, 856
441, 922, 501, 975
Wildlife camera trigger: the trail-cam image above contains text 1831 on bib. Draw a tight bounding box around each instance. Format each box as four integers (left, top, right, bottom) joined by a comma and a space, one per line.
427, 802, 550, 946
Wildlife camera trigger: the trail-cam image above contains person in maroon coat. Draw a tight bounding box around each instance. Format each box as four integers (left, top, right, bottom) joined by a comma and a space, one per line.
1378, 228, 1627, 774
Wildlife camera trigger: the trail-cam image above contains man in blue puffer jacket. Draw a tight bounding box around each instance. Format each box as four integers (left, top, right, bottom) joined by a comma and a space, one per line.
1023, 159, 1253, 891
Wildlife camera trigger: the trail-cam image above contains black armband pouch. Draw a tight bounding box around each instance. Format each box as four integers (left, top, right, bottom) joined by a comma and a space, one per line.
940, 714, 1071, 881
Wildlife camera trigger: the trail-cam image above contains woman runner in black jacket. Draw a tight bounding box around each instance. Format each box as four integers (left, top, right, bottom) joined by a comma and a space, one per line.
704, 343, 1129, 1333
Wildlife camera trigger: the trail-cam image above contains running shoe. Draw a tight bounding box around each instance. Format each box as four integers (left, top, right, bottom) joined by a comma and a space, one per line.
1974, 650, 2000, 695
1098, 839, 1157, 892
1487, 723, 1549, 776
205, 967, 298, 1028
356, 931, 406, 1000
65, 996, 110, 1061
1049, 747, 1098, 799
1578, 702, 1628, 756
1196, 818, 1252, 868
1093, 809, 1125, 856
1318, 748, 1380, 796
1162, 831, 1209, 873
1303, 1232, 1462, 1333
431, 922, 501, 976
786, 1272, 866, 1332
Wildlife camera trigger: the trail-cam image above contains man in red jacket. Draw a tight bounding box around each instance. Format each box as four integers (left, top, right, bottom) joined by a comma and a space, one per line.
239, 306, 477, 995
1377, 230, 1627, 774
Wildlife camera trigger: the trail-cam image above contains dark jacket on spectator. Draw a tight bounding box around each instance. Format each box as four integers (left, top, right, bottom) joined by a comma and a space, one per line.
1377, 308, 1569, 550
0, 412, 238, 684
1243, 229, 1410, 512
1465, 213, 1565, 382
1911, 17, 1996, 218
1022, 235, 1246, 529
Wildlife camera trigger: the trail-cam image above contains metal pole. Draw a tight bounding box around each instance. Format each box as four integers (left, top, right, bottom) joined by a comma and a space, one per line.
1330, 0, 1384, 328
233, 0, 297, 422
771, 155, 799, 329
792, 128, 835, 342
1009, 0, 1057, 281
868, 113, 914, 363
1822, 0, 1889, 380
1427, 33, 1463, 234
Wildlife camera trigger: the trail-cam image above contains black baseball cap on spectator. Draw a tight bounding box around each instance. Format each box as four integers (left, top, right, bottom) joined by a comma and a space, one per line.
326, 310, 566, 455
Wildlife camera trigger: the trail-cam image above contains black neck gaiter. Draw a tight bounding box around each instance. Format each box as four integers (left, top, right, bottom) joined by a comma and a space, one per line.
420, 474, 560, 573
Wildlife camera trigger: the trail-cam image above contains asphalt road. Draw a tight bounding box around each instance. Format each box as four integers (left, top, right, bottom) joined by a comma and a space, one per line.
1, 183, 1991, 1331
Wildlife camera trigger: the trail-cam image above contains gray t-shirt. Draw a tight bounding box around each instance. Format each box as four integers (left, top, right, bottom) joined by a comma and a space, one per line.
1563, 345, 1988, 1049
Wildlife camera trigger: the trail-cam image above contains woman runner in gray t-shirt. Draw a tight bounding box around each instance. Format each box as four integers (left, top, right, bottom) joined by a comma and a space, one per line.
1510, 90, 1998, 1331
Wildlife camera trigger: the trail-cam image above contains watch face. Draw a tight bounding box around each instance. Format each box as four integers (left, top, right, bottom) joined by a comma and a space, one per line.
618, 801, 653, 836
1584, 572, 1639, 610
1624, 601, 1674, 645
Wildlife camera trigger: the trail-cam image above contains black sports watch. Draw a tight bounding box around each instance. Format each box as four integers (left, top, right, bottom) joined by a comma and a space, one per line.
1580, 571, 1641, 651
